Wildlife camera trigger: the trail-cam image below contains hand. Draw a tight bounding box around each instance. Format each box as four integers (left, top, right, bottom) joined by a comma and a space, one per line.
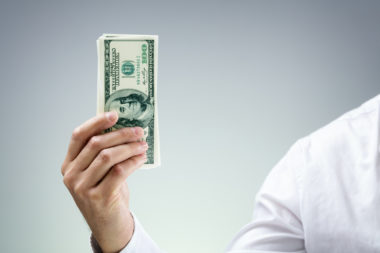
61, 112, 148, 253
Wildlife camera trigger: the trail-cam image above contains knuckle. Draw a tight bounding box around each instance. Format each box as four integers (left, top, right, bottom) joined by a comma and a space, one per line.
99, 149, 112, 162
129, 157, 139, 167
73, 181, 86, 196
71, 127, 82, 141
60, 163, 67, 176
88, 189, 101, 201
112, 164, 125, 176
88, 136, 102, 150
63, 171, 74, 188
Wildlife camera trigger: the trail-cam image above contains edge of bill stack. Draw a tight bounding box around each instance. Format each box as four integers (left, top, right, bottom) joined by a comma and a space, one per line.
96, 34, 160, 169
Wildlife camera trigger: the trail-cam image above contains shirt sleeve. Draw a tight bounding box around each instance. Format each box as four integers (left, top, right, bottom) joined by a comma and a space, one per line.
225, 139, 306, 253
90, 212, 164, 253
91, 140, 307, 253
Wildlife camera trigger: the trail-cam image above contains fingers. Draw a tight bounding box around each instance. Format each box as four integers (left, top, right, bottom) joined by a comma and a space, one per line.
71, 126, 144, 174
98, 153, 147, 197
82, 141, 148, 188
64, 112, 118, 165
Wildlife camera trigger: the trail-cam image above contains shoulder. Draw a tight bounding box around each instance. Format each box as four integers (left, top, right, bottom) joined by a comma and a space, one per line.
298, 94, 380, 165
294, 94, 380, 216
292, 95, 380, 249
257, 94, 380, 203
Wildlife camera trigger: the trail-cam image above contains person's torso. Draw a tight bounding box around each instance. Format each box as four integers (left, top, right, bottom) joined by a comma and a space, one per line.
299, 95, 380, 252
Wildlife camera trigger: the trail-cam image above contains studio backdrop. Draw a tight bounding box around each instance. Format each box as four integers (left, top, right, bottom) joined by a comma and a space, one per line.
0, 0, 379, 252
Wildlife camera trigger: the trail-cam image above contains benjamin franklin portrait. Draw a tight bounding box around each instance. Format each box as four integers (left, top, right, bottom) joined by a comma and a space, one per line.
105, 88, 154, 129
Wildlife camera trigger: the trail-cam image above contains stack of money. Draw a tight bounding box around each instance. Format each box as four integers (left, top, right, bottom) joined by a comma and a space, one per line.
97, 34, 160, 169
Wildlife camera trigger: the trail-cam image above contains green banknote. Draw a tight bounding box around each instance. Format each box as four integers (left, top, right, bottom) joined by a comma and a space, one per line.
97, 34, 160, 169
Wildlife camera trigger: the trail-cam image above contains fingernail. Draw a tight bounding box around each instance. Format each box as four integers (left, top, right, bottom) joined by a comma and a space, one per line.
134, 127, 143, 136
106, 111, 117, 121
142, 154, 148, 163
140, 142, 148, 150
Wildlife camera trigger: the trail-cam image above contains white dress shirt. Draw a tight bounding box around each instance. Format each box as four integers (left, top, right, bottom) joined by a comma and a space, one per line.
92, 94, 380, 253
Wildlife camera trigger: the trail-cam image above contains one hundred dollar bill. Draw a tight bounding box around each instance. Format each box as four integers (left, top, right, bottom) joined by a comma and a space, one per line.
97, 34, 160, 169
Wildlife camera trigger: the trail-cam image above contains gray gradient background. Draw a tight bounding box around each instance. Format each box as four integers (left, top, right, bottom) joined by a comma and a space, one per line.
0, 0, 379, 252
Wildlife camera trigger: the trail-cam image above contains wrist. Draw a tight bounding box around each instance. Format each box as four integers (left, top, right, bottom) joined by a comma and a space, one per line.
95, 212, 135, 253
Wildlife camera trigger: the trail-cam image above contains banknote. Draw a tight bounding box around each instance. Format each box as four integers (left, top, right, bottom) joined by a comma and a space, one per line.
97, 34, 160, 169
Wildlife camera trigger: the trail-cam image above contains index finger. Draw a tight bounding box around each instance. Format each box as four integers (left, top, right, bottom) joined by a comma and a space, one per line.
65, 111, 118, 162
